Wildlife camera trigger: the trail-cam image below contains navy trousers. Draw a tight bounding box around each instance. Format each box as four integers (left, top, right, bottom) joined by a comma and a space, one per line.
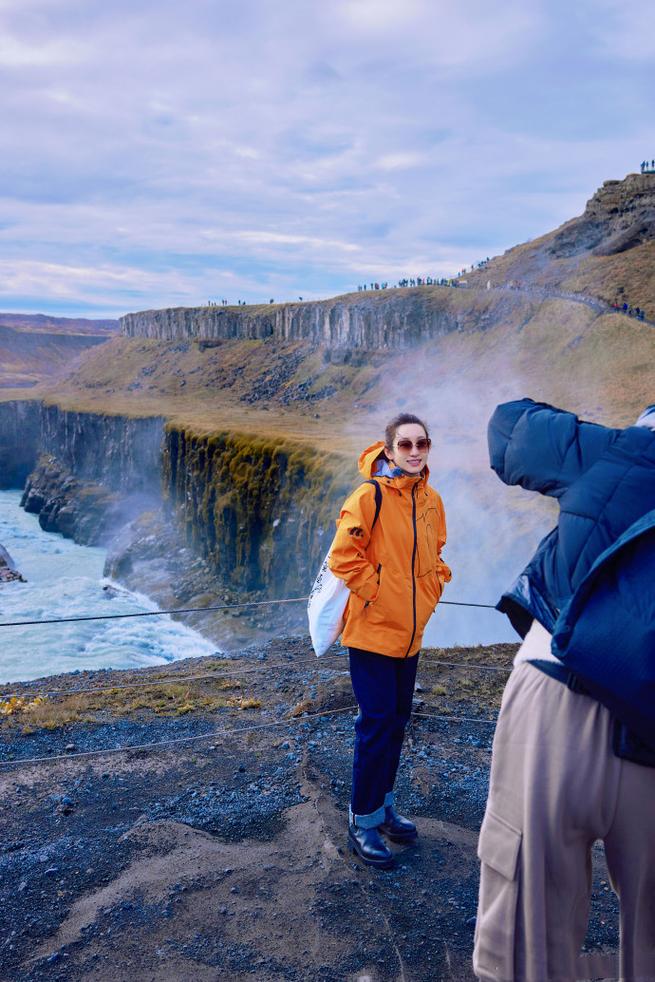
348, 647, 419, 827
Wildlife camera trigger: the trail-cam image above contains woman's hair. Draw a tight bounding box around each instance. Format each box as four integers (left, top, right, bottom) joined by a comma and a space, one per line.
384, 412, 430, 449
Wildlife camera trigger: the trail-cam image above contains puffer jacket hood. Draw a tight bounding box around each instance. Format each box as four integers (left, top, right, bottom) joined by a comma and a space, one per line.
358, 441, 431, 484
328, 442, 450, 658
489, 398, 655, 637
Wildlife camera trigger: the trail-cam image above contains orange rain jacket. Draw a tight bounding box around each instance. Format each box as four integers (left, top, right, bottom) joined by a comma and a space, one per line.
328, 442, 451, 658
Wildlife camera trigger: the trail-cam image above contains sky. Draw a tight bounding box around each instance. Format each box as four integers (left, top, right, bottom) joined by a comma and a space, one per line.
0, 0, 653, 319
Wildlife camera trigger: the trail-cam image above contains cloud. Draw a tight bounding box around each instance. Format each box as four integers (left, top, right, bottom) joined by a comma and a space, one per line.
0, 0, 650, 316
0, 35, 85, 67
581, 0, 655, 60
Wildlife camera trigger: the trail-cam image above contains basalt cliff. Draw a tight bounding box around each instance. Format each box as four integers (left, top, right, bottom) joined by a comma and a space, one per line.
2, 172, 654, 648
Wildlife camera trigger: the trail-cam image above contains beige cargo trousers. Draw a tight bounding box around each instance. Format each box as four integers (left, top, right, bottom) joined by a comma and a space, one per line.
473, 623, 655, 982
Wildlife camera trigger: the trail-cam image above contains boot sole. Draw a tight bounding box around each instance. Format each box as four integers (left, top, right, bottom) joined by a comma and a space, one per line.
347, 833, 394, 869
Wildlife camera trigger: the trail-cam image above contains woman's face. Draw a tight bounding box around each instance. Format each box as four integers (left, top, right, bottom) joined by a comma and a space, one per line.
384, 423, 430, 475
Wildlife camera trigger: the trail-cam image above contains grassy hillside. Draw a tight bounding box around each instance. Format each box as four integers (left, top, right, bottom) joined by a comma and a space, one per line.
466, 172, 655, 315
0, 324, 113, 389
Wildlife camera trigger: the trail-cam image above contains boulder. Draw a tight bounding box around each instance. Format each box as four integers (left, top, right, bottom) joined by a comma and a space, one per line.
0, 543, 25, 583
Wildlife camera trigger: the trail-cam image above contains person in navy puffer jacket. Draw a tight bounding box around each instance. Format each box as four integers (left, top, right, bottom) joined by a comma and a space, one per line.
473, 399, 655, 982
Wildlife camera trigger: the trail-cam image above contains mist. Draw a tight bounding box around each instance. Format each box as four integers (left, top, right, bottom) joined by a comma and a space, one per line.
341, 335, 559, 647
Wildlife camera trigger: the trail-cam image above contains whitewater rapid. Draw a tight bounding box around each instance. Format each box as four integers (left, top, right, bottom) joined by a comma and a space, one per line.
0, 490, 217, 683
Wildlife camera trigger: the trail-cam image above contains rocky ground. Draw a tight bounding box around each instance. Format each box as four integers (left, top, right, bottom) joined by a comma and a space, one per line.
0, 543, 25, 583
0, 638, 620, 982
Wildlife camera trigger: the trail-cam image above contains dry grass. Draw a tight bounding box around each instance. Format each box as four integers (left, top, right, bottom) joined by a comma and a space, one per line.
564, 241, 655, 313
0, 676, 261, 734
420, 643, 516, 713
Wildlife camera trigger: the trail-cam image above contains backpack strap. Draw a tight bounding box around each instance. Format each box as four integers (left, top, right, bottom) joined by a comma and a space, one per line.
363, 479, 382, 533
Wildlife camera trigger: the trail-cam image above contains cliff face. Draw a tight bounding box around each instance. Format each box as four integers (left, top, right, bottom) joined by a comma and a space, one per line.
0, 401, 40, 488
4, 402, 351, 607
38, 406, 164, 492
120, 290, 468, 349
19, 408, 164, 545
121, 307, 276, 341
163, 426, 352, 596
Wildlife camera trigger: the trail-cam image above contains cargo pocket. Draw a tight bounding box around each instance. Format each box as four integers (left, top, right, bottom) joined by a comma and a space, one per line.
473, 809, 522, 982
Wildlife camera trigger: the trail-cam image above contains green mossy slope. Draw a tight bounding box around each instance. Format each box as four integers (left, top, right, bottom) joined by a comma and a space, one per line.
164, 427, 354, 595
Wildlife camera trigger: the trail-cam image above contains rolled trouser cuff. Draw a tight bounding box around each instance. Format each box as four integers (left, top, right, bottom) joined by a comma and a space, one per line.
349, 803, 386, 829
384, 791, 394, 808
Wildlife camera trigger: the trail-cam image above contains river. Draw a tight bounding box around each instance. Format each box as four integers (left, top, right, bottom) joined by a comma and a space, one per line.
0, 490, 217, 683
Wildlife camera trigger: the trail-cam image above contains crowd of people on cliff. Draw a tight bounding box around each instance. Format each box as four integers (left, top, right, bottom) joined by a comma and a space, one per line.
356, 277, 449, 291
611, 300, 648, 320
356, 259, 491, 293
204, 261, 650, 326
640, 159, 655, 173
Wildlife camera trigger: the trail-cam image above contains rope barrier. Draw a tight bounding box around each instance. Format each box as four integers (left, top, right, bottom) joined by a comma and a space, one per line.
0, 652, 512, 701
0, 704, 498, 769
0, 595, 497, 630
412, 711, 497, 726
421, 658, 510, 673
0, 704, 358, 767
440, 600, 497, 610
0, 596, 312, 629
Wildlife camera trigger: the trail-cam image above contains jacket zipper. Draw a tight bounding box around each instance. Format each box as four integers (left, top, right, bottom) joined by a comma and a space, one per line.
404, 485, 418, 657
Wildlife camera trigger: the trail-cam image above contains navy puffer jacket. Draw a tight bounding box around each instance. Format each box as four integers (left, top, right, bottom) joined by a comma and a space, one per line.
488, 398, 655, 637
551, 509, 655, 749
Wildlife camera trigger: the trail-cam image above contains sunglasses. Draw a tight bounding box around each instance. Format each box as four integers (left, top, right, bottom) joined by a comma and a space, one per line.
395, 438, 431, 452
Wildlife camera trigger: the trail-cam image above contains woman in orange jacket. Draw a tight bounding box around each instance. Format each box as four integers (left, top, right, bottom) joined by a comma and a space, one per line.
329, 413, 451, 868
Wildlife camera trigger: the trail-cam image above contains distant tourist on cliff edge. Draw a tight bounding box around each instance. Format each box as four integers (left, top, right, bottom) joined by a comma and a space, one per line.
327, 413, 451, 868
474, 398, 655, 982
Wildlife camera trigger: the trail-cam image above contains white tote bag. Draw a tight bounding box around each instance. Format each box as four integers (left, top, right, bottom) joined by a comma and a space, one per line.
307, 480, 382, 657
307, 548, 349, 657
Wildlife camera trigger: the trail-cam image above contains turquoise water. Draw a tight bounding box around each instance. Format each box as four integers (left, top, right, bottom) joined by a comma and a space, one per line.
0, 490, 217, 683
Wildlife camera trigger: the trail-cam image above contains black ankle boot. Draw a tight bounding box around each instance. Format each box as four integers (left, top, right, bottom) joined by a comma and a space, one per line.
379, 806, 418, 842
348, 822, 394, 869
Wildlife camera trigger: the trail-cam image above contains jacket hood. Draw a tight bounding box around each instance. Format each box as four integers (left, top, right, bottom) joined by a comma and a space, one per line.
357, 441, 430, 482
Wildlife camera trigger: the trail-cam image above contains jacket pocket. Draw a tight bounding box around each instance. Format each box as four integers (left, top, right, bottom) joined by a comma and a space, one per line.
365, 565, 406, 633
473, 809, 522, 981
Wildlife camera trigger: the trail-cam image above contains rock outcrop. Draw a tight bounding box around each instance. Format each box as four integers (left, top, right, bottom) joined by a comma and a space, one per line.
550, 173, 655, 258
20, 454, 151, 545
0, 543, 25, 583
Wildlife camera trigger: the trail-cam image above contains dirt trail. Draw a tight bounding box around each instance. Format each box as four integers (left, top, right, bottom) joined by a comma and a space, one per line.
0, 638, 619, 980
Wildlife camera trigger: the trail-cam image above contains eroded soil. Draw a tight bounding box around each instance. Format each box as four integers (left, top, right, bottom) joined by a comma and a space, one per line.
0, 639, 619, 981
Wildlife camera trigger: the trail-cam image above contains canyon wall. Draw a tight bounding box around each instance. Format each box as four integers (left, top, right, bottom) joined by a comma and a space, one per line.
37, 406, 164, 492
4, 402, 350, 600
18, 407, 164, 544
0, 400, 41, 488
163, 426, 351, 597
119, 288, 512, 349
